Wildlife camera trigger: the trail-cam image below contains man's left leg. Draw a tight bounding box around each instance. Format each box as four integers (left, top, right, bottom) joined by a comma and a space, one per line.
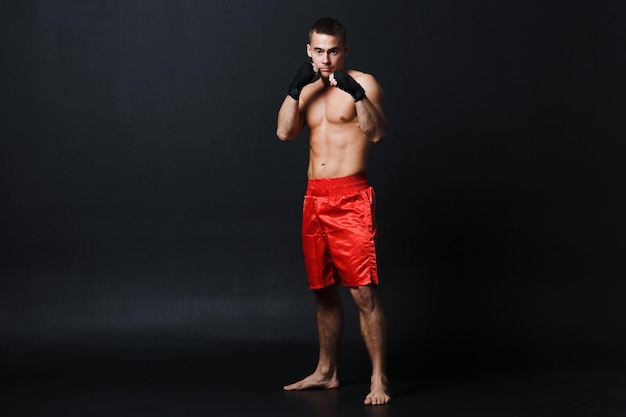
349, 285, 391, 405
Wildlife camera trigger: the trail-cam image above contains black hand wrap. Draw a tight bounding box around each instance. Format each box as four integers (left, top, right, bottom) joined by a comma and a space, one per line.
288, 62, 320, 100
333, 70, 366, 102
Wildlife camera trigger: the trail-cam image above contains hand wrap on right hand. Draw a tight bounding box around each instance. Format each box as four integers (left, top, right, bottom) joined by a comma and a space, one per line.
288, 62, 320, 100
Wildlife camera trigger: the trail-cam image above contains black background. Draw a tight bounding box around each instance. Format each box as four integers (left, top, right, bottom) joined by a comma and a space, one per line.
1, 0, 625, 369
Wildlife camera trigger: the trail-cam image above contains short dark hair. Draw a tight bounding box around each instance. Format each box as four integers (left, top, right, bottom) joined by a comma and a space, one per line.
309, 17, 347, 46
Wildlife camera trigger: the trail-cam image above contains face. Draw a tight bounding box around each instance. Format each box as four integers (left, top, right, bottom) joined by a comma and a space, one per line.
307, 32, 347, 77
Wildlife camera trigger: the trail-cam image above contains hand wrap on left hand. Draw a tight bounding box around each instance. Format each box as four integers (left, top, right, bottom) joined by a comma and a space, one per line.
333, 70, 366, 102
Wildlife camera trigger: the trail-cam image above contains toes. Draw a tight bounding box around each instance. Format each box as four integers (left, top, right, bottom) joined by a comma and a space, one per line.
364, 394, 391, 406
283, 382, 300, 391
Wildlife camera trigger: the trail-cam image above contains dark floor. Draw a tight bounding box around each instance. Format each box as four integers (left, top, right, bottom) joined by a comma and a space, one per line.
1, 340, 625, 417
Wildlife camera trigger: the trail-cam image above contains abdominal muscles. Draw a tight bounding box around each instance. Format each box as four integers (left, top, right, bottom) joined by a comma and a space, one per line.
305, 87, 369, 179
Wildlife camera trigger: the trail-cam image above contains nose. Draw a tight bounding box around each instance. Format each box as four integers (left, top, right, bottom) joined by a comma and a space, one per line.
322, 52, 331, 64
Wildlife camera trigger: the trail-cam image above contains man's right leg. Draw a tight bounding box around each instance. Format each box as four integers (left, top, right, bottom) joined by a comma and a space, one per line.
283, 285, 343, 390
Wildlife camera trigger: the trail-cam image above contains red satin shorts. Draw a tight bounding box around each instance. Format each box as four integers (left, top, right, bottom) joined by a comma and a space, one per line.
301, 173, 379, 290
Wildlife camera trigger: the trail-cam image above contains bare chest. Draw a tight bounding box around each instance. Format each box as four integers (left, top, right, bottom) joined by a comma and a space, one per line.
305, 88, 358, 128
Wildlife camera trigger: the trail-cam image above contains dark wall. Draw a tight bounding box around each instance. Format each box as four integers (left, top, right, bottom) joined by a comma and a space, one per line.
1, 1, 624, 358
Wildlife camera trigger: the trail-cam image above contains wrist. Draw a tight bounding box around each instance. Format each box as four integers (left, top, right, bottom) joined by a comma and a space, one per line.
287, 87, 301, 100
352, 88, 366, 102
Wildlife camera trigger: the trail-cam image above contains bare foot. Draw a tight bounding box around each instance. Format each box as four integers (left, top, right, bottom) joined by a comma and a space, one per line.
363, 377, 391, 405
283, 372, 340, 391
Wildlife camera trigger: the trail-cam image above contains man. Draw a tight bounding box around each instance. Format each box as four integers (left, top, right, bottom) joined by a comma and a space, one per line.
276, 17, 390, 406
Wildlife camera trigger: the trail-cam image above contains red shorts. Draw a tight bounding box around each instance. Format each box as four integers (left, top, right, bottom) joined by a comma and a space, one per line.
301, 173, 379, 290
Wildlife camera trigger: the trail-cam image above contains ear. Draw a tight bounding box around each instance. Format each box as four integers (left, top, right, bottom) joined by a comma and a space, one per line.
306, 43, 312, 58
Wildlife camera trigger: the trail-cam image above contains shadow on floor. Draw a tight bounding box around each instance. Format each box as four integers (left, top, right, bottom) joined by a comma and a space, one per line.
1, 339, 625, 416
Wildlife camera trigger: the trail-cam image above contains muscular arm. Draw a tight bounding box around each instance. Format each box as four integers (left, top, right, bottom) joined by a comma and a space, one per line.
332, 72, 386, 143
277, 62, 322, 141
355, 94, 386, 143
276, 96, 305, 141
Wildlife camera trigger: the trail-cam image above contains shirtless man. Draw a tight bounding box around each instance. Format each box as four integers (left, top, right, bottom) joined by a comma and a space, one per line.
276, 17, 390, 406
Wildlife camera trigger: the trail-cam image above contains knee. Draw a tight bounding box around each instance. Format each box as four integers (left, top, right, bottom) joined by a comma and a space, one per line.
349, 286, 379, 313
314, 285, 342, 307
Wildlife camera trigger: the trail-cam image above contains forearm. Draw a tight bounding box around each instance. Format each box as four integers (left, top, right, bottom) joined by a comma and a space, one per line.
356, 98, 386, 143
331, 70, 386, 142
277, 62, 320, 141
276, 96, 304, 141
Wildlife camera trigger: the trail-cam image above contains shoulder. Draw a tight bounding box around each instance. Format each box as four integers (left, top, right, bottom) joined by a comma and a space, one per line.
348, 69, 376, 82
349, 70, 382, 91
348, 69, 384, 102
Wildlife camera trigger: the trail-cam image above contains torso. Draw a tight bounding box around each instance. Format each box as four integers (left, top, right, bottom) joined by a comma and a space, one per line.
300, 70, 371, 179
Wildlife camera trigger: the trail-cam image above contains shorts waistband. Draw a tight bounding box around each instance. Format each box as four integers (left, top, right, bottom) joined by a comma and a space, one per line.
305, 173, 369, 197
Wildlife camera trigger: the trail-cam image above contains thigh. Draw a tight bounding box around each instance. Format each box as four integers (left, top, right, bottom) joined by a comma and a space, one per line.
319, 188, 379, 287
302, 196, 337, 289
